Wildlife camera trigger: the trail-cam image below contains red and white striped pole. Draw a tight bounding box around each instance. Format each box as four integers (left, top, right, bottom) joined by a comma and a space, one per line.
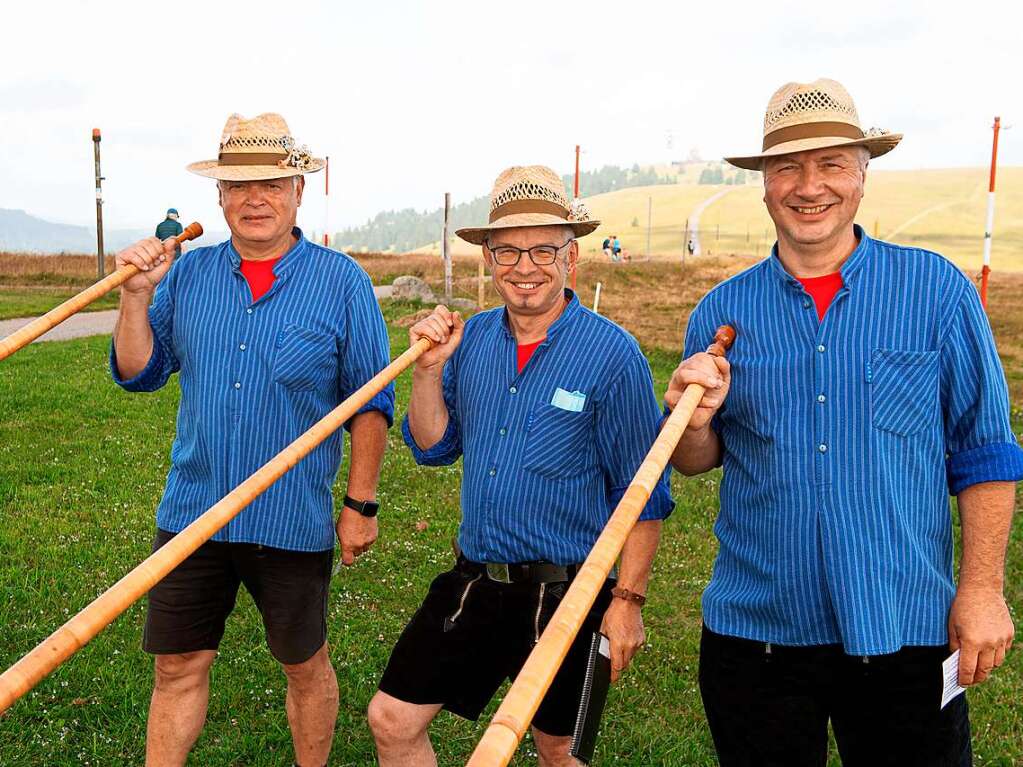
980, 117, 1000, 309
323, 155, 330, 248
571, 144, 580, 291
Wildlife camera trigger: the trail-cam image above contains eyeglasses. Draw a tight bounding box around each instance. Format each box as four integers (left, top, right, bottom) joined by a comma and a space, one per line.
485, 239, 574, 266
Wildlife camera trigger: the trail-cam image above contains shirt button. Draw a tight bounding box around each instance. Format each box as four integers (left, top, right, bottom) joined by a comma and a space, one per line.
803, 300, 812, 309
239, 343, 247, 351
509, 386, 518, 394
246, 308, 253, 315
499, 427, 507, 436
817, 344, 826, 353
488, 467, 496, 476
234, 382, 241, 389
818, 443, 828, 453
817, 394, 826, 403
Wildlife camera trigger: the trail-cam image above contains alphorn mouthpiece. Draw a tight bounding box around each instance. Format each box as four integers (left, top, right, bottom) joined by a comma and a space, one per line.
706, 325, 736, 357
176, 222, 203, 243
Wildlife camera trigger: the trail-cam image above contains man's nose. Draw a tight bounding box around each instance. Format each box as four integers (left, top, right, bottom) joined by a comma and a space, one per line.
793, 165, 826, 197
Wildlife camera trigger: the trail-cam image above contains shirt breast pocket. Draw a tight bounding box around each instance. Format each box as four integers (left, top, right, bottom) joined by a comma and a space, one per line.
869, 348, 940, 437
272, 324, 337, 392
521, 404, 597, 479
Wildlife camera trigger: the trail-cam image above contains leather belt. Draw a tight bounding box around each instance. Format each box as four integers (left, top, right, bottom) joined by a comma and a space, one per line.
457, 555, 580, 584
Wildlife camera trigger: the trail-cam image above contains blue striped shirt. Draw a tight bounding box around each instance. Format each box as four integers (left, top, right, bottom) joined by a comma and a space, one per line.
111, 229, 394, 552
684, 227, 1023, 655
403, 291, 674, 565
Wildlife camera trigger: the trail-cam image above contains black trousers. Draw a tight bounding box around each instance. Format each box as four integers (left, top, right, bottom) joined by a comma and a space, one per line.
698, 626, 972, 767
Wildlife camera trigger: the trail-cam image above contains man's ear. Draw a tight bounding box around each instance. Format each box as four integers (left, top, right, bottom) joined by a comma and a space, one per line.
217, 182, 224, 210
567, 240, 579, 272
295, 175, 305, 207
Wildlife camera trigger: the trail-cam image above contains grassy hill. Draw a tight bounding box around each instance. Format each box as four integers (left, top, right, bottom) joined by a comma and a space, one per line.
417, 167, 1023, 273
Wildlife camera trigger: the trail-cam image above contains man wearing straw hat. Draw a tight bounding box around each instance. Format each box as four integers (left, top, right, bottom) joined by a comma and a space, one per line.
667, 78, 1023, 765
110, 113, 394, 767
367, 165, 674, 766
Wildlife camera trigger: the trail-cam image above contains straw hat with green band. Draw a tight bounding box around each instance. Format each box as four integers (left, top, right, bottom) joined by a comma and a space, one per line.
456, 165, 600, 245
186, 113, 324, 181
725, 78, 902, 171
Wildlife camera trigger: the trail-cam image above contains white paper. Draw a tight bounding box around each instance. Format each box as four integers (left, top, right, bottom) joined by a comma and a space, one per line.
941, 650, 966, 709
551, 388, 586, 412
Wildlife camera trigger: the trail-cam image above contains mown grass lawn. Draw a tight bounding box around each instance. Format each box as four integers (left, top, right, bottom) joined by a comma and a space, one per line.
0, 300, 1020, 766
0, 289, 119, 321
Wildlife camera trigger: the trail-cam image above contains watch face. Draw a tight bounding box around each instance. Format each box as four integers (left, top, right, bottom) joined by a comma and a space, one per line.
360, 501, 380, 518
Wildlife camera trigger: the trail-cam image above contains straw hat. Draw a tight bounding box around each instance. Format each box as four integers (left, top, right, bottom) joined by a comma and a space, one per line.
725, 78, 902, 170
456, 165, 600, 245
186, 113, 324, 181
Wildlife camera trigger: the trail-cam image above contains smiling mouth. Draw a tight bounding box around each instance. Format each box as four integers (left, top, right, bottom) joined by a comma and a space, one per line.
791, 203, 834, 215
510, 281, 543, 290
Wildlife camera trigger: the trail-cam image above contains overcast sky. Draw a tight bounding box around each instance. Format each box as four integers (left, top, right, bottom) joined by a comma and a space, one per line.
1, 0, 1020, 235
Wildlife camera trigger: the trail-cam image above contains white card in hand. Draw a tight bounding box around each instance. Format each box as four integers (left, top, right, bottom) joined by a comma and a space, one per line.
941, 650, 966, 709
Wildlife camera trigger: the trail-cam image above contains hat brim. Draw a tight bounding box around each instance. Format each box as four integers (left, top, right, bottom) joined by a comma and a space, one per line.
456, 213, 600, 246
724, 133, 903, 171
186, 157, 325, 181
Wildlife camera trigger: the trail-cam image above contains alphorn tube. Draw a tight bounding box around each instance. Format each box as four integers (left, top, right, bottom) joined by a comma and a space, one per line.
0, 336, 432, 714
466, 325, 736, 767
0, 222, 203, 362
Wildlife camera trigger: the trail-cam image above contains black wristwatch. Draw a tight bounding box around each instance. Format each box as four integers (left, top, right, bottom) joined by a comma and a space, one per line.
344, 494, 379, 518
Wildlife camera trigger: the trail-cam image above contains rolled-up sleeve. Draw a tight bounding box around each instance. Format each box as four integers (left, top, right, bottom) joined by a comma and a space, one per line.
402, 357, 462, 466
597, 352, 675, 520
941, 284, 1023, 494
110, 268, 180, 392
340, 272, 395, 428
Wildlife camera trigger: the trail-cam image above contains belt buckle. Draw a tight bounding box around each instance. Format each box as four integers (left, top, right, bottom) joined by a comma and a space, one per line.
486, 563, 512, 584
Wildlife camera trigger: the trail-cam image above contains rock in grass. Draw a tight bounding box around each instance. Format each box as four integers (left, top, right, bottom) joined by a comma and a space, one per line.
391, 276, 436, 303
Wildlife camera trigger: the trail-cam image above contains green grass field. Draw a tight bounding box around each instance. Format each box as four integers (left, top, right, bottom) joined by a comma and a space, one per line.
0, 289, 119, 321
0, 297, 1021, 766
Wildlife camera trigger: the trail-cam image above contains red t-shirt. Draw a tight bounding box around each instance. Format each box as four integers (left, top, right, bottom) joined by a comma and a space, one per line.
797, 272, 844, 321
517, 339, 544, 373
240, 257, 281, 302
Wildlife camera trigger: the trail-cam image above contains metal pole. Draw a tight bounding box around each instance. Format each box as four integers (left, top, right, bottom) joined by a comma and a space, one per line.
646, 197, 652, 257
92, 129, 104, 279
592, 281, 602, 314
443, 192, 452, 302
323, 155, 330, 248
980, 116, 1001, 309
682, 218, 689, 268
573, 145, 580, 199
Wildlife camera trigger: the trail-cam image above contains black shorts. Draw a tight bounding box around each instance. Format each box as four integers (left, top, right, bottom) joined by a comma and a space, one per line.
143, 528, 333, 665
698, 626, 972, 767
378, 561, 613, 737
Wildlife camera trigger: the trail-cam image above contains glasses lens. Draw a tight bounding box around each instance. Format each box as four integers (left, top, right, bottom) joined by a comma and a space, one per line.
529, 246, 559, 264
491, 247, 521, 265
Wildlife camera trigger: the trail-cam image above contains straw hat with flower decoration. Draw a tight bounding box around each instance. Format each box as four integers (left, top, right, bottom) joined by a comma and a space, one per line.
187, 113, 324, 181
724, 78, 902, 170
456, 165, 599, 245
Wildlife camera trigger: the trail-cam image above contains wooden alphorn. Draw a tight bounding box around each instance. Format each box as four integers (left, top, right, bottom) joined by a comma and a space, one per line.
0, 336, 432, 714
466, 325, 736, 767
0, 222, 203, 362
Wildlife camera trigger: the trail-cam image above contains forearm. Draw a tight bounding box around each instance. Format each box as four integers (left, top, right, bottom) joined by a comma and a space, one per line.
407, 367, 450, 450
956, 480, 1016, 592
669, 423, 722, 476
345, 410, 388, 501
112, 290, 156, 379
617, 520, 662, 593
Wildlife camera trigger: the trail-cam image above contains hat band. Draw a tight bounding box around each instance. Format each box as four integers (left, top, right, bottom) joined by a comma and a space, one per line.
218, 151, 289, 166
489, 199, 569, 223
762, 121, 864, 151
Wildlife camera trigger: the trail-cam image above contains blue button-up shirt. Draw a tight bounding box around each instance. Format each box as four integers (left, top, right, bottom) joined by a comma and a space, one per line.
684, 227, 1023, 655
403, 291, 674, 565
111, 229, 394, 552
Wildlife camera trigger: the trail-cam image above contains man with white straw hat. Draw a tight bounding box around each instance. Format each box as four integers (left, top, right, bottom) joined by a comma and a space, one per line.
367, 165, 674, 766
110, 113, 394, 767
666, 78, 1023, 765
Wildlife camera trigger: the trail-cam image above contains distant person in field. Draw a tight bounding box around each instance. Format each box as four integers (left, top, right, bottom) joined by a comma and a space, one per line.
687, 238, 695, 258
368, 165, 673, 767
155, 208, 184, 255
666, 77, 1023, 766
111, 112, 393, 767
612, 235, 622, 261
602, 235, 612, 260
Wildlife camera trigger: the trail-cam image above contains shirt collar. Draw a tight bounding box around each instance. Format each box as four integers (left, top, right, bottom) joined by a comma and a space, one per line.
501, 289, 581, 341
767, 224, 871, 290
225, 226, 307, 272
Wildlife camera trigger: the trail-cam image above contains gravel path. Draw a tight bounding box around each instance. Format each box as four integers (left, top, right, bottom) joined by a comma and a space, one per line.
0, 285, 395, 346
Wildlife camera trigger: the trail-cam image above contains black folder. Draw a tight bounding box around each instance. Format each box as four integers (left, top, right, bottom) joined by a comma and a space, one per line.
569, 632, 612, 764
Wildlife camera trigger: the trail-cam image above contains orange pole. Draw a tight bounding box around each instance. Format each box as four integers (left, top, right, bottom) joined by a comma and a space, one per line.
980, 117, 1000, 309
0, 337, 432, 713
466, 326, 736, 767
0, 222, 203, 362
571, 145, 580, 291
